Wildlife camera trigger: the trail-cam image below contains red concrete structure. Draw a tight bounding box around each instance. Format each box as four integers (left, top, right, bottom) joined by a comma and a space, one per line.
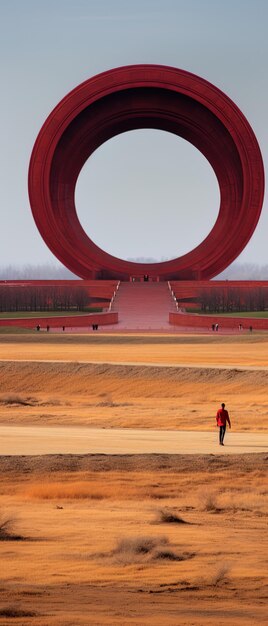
169, 312, 268, 331
28, 65, 264, 281
1, 279, 268, 331
0, 280, 119, 329
169, 280, 268, 330
169, 280, 268, 306
1, 280, 119, 306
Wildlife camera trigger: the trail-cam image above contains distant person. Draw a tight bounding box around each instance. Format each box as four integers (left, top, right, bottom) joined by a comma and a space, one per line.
36, 324, 40, 332
212, 323, 215, 331
62, 326, 65, 331
216, 403, 231, 446
215, 323, 219, 331
249, 325, 253, 332
46, 325, 50, 332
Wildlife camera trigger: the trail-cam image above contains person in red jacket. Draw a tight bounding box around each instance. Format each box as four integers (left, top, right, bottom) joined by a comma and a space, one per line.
216, 403, 231, 445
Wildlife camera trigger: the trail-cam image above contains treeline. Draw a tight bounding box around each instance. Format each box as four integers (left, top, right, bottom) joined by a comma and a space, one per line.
2, 262, 268, 281
0, 285, 91, 312
216, 262, 268, 280
0, 264, 77, 280
199, 286, 268, 313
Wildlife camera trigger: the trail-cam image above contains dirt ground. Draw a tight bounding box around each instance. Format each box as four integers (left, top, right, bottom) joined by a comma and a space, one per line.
0, 332, 268, 368
0, 454, 267, 625
0, 334, 268, 431
0, 333, 267, 624
0, 426, 267, 456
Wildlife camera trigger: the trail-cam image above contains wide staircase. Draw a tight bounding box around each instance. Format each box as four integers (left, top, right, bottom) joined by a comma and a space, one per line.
112, 282, 177, 330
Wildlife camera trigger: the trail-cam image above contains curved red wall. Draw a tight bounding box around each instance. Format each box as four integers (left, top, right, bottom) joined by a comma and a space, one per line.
29, 65, 264, 281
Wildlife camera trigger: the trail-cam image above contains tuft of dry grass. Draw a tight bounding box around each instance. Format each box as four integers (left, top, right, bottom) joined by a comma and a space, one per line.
154, 549, 192, 561
111, 535, 194, 564
97, 392, 115, 407
114, 536, 165, 556
0, 393, 37, 406
0, 517, 24, 541
156, 508, 189, 524
210, 563, 231, 586
199, 489, 221, 512
0, 605, 36, 617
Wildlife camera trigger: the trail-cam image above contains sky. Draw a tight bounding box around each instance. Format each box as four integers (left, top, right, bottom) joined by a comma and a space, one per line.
0, 0, 267, 274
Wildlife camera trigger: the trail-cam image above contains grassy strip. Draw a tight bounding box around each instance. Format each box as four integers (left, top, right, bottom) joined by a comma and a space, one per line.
0, 326, 34, 334
186, 309, 268, 318
0, 308, 103, 319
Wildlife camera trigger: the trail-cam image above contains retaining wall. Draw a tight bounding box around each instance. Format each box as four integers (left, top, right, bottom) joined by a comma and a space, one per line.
0, 311, 118, 330
169, 312, 268, 330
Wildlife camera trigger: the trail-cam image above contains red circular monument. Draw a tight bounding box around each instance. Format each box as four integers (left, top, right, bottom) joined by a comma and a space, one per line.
28, 65, 264, 280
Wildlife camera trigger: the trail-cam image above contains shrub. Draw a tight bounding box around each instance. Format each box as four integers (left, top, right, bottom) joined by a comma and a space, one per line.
210, 563, 231, 586
157, 508, 188, 524
0, 517, 24, 541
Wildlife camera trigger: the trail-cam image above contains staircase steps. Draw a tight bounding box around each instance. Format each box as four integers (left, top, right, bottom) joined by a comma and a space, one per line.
112, 282, 176, 330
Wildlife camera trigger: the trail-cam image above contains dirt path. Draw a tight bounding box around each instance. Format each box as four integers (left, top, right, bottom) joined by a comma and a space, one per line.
1, 357, 268, 370
0, 425, 267, 455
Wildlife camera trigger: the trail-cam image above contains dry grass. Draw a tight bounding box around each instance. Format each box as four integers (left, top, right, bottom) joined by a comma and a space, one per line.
210, 563, 231, 586
22, 473, 174, 501
114, 535, 166, 556
156, 508, 189, 524
0, 392, 66, 408
24, 478, 146, 501
198, 487, 267, 515
19, 468, 268, 513
25, 480, 114, 500
0, 516, 24, 541
154, 549, 192, 561
0, 393, 37, 406
111, 535, 194, 564
97, 392, 115, 407
0, 455, 267, 625
199, 489, 221, 512
0, 605, 36, 617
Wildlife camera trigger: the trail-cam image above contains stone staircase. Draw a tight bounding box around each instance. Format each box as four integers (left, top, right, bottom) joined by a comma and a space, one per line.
112, 281, 177, 330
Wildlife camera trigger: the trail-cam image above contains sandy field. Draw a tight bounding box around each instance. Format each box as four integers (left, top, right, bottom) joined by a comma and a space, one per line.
0, 334, 268, 432
0, 454, 267, 625
1, 332, 268, 368
0, 333, 267, 624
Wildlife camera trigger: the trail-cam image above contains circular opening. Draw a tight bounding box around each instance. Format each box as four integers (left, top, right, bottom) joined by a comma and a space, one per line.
75, 130, 220, 263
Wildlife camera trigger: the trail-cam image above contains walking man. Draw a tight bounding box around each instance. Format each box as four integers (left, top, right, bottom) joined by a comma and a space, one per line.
216, 403, 231, 446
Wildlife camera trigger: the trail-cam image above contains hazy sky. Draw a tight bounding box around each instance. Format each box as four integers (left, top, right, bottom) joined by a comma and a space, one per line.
1, 0, 267, 273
